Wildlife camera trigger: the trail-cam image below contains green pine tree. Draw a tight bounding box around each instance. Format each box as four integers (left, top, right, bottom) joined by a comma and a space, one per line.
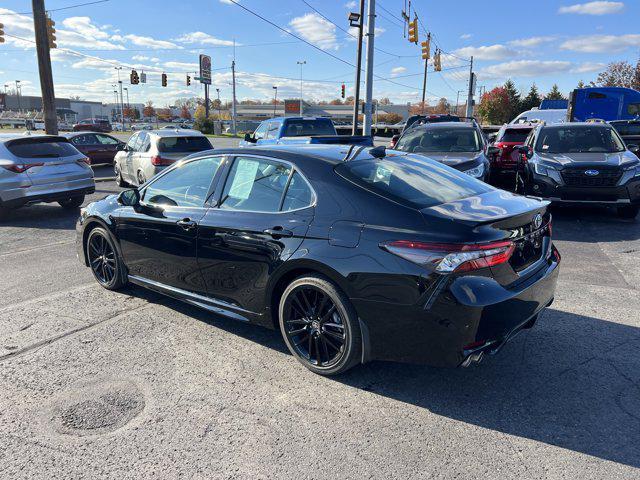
546, 84, 566, 100
503, 79, 522, 121
521, 84, 542, 111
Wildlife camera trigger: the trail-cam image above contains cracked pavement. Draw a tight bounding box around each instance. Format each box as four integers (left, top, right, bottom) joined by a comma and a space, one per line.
0, 166, 639, 479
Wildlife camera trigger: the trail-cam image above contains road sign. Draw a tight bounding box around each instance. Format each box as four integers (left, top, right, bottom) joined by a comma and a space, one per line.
140, 71, 147, 84
199, 54, 212, 85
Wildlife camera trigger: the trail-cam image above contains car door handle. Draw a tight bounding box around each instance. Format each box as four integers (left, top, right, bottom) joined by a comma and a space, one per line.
177, 218, 197, 231
263, 227, 293, 239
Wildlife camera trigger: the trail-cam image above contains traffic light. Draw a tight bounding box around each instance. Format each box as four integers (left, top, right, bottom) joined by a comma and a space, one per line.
46, 15, 56, 49
0, 23, 5, 44
186, 75, 191, 86
341, 83, 345, 98
434, 49, 442, 72
130, 69, 139, 85
421, 35, 431, 60
408, 18, 418, 44
161, 73, 167, 87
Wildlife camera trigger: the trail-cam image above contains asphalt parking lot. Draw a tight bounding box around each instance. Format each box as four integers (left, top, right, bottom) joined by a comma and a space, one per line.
1, 159, 640, 478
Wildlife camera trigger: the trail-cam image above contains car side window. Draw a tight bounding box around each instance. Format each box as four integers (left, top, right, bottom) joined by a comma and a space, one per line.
72, 134, 98, 145
142, 156, 223, 208
126, 133, 139, 150
96, 134, 118, 145
264, 122, 280, 140
253, 122, 269, 140
137, 132, 150, 152
218, 156, 293, 213
281, 171, 314, 211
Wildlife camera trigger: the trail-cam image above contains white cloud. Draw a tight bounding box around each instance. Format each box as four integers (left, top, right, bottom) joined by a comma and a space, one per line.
164, 61, 199, 71
454, 44, 519, 61
124, 34, 180, 49
0, 8, 35, 48
558, 1, 624, 15
345, 1, 357, 8
57, 29, 125, 50
508, 36, 556, 48
390, 66, 407, 77
219, 0, 236, 4
477, 60, 572, 79
61, 17, 110, 40
132, 55, 160, 63
560, 34, 640, 53
571, 62, 607, 73
460, 34, 472, 40
289, 13, 338, 50
174, 31, 236, 46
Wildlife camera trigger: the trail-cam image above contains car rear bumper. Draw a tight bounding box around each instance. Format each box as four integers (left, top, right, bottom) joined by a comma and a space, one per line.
352, 246, 560, 367
0, 178, 95, 208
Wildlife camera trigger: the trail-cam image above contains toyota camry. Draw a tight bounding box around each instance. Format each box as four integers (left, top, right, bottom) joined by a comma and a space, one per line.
76, 145, 560, 375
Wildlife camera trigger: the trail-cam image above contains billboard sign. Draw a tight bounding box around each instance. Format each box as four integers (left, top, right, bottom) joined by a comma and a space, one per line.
284, 99, 300, 115
199, 54, 212, 85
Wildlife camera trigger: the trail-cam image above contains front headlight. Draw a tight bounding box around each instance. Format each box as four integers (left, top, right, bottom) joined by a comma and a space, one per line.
534, 162, 549, 176
464, 163, 485, 178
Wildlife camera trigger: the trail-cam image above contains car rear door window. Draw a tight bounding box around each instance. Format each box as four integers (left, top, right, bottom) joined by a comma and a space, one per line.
336, 154, 492, 209
142, 156, 222, 208
219, 157, 293, 213
95, 134, 119, 145
282, 171, 314, 211
72, 134, 99, 145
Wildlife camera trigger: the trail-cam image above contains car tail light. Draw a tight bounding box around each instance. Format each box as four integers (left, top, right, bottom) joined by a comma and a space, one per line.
1, 163, 44, 173
77, 157, 91, 166
381, 240, 515, 273
151, 155, 174, 166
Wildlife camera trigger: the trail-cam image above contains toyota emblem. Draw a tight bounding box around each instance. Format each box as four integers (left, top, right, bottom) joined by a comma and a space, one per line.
533, 213, 543, 230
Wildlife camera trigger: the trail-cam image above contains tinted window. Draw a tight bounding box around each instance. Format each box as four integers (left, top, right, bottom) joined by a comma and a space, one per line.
71, 134, 98, 145
396, 128, 481, 153
535, 126, 625, 153
157, 136, 212, 153
628, 103, 640, 116
498, 128, 532, 143
611, 122, 640, 136
142, 156, 222, 207
95, 134, 119, 145
264, 122, 280, 139
219, 157, 292, 212
282, 171, 314, 211
282, 119, 335, 136
6, 138, 80, 158
336, 154, 492, 209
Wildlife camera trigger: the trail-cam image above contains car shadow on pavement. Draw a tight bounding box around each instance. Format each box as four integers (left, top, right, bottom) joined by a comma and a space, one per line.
551, 206, 640, 243
0, 204, 82, 230
142, 292, 640, 468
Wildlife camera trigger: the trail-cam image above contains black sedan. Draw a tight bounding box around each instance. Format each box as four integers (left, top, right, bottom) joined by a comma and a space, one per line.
76, 145, 560, 375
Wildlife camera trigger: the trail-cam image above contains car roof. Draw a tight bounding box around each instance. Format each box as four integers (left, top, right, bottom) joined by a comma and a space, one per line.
0, 133, 67, 143
503, 123, 535, 129
540, 122, 612, 129
410, 121, 477, 130
63, 131, 114, 138
147, 129, 206, 138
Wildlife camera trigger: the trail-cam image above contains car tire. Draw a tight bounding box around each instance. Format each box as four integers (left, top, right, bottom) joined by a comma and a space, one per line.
279, 274, 362, 376
86, 227, 127, 290
617, 205, 640, 219
58, 195, 85, 209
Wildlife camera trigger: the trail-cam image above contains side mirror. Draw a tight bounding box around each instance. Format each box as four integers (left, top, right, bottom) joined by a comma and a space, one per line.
627, 144, 639, 153
487, 146, 501, 157
517, 145, 533, 159
117, 143, 127, 151
244, 133, 256, 143
487, 133, 497, 143
117, 189, 140, 207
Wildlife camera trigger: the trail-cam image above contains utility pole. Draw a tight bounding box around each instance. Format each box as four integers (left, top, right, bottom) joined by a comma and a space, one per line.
32, 0, 57, 134
216, 88, 221, 118
420, 59, 428, 114
204, 83, 209, 119
115, 67, 125, 131
15, 80, 22, 113
350, 0, 365, 135
362, 0, 376, 137
465, 56, 474, 118
231, 60, 237, 135
297, 60, 306, 115
272, 86, 278, 118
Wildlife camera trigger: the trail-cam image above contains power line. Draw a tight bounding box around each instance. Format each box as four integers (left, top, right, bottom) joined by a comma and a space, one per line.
1, 0, 110, 16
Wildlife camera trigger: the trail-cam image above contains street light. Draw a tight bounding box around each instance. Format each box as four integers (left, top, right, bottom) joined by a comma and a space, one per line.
296, 60, 306, 115
272, 86, 278, 118
349, 1, 365, 135
215, 88, 221, 119
15, 80, 21, 112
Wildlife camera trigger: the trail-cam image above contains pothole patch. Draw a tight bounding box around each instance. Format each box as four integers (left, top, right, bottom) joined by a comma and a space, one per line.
50, 380, 145, 436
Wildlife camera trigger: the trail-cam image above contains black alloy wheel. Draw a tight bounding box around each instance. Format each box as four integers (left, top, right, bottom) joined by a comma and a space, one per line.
86, 227, 126, 290
279, 275, 361, 375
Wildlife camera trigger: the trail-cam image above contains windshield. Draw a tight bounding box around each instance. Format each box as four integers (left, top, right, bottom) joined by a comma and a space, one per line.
282, 119, 336, 136
157, 136, 212, 153
535, 126, 625, 154
6, 138, 80, 158
498, 128, 532, 143
336, 154, 491, 209
395, 128, 481, 153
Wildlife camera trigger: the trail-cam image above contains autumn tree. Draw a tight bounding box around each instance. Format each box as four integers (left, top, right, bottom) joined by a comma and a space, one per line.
194, 105, 206, 122
329, 99, 343, 105
434, 97, 451, 114
180, 105, 191, 120
143, 101, 155, 118
409, 101, 429, 115
520, 84, 542, 111
546, 84, 566, 100
592, 60, 640, 89
378, 97, 392, 105
477, 87, 511, 124
577, 80, 586, 89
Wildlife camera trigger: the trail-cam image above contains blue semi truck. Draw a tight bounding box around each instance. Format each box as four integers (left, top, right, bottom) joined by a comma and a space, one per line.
568, 87, 640, 122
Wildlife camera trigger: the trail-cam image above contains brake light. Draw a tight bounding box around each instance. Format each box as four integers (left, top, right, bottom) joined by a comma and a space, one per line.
151, 155, 174, 166
77, 157, 91, 166
381, 240, 515, 273
1, 163, 44, 173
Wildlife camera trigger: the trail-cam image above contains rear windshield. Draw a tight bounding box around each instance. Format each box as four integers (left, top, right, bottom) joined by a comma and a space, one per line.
157, 136, 212, 153
6, 138, 80, 158
611, 122, 640, 136
535, 126, 625, 154
396, 127, 481, 153
498, 128, 531, 143
336, 154, 492, 209
282, 119, 335, 137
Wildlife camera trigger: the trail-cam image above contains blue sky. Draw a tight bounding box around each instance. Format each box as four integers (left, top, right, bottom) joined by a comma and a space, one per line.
1, 0, 639, 106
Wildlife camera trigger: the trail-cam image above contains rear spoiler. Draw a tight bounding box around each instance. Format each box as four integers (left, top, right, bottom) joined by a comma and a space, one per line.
5, 135, 71, 147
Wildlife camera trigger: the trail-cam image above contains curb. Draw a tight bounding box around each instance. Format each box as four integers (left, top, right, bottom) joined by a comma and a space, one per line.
95, 177, 115, 183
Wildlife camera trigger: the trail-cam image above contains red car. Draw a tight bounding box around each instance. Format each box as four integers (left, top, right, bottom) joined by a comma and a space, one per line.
72, 118, 112, 133
64, 132, 124, 165
490, 124, 534, 173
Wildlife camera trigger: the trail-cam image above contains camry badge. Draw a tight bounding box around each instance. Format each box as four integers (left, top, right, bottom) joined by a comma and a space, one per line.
533, 213, 543, 230
585, 170, 600, 176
